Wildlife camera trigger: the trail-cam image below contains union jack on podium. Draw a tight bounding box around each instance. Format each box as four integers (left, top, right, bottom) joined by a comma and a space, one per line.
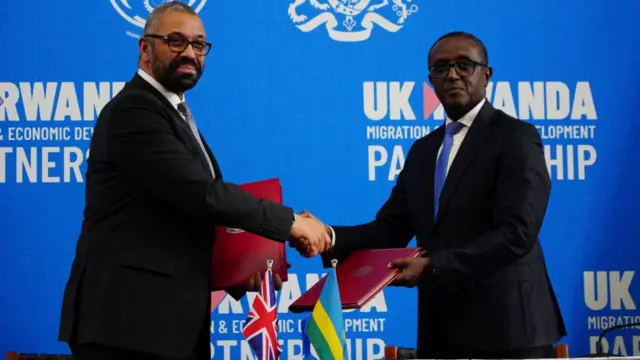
242, 261, 282, 360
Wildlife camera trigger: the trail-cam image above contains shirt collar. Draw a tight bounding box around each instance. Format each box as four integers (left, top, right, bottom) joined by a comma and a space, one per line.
445, 98, 486, 128
137, 68, 184, 111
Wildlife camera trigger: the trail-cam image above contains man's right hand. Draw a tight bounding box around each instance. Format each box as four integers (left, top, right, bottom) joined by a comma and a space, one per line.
290, 213, 331, 258
300, 210, 331, 248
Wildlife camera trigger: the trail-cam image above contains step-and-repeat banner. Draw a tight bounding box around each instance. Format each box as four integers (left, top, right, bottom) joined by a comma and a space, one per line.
1, 1, 639, 358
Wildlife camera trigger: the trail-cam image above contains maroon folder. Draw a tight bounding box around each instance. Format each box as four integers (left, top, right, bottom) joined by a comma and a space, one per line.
289, 247, 424, 313
210, 178, 288, 290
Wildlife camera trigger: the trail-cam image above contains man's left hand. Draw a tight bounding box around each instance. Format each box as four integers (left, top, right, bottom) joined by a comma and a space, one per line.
246, 272, 283, 292
389, 257, 431, 287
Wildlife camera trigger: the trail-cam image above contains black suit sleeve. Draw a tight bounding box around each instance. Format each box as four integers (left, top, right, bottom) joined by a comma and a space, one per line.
106, 91, 293, 243
320, 145, 417, 267
429, 123, 551, 278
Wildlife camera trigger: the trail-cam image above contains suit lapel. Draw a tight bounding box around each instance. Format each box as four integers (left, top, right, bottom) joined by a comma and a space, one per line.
167, 105, 201, 147
127, 74, 221, 178
173, 113, 217, 177
128, 74, 195, 140
435, 102, 498, 224
424, 125, 445, 224
165, 104, 216, 177
199, 135, 223, 180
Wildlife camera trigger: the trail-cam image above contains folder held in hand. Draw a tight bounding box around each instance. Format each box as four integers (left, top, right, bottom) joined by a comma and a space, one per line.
289, 247, 424, 312
210, 178, 288, 290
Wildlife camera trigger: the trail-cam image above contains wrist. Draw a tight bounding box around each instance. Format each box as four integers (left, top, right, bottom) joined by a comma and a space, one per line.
326, 225, 336, 248
421, 258, 434, 276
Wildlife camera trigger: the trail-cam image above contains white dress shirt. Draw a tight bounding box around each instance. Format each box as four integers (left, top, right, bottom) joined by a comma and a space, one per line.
327, 98, 487, 247
436, 98, 485, 176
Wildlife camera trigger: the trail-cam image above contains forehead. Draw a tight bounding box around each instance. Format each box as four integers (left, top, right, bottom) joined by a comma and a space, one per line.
428, 36, 482, 64
155, 11, 205, 38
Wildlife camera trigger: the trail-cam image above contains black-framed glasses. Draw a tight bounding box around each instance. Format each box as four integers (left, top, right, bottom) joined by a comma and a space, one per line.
428, 60, 486, 79
144, 33, 212, 56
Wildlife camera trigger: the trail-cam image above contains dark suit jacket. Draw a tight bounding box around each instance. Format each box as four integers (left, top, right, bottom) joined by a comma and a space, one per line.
324, 101, 566, 357
58, 73, 294, 358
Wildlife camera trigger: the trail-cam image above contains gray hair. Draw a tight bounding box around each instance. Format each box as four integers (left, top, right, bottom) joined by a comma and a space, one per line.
143, 1, 198, 35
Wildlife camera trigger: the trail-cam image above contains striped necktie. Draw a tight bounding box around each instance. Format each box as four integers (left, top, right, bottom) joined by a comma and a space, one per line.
433, 121, 464, 219
177, 102, 216, 178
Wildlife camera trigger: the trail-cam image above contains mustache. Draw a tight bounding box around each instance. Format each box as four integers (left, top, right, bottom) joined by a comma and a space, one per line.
170, 57, 202, 72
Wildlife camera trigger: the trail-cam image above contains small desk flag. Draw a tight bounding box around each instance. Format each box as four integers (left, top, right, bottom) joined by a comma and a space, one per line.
304, 259, 347, 360
242, 260, 282, 360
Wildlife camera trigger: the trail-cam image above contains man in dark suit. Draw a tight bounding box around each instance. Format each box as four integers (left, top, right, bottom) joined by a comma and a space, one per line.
58, 3, 330, 360
299, 32, 567, 358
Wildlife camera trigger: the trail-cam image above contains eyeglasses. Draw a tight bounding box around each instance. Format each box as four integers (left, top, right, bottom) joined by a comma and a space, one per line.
144, 33, 212, 56
428, 60, 486, 79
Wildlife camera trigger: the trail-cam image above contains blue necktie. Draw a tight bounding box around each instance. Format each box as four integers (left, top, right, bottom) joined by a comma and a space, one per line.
434, 121, 464, 219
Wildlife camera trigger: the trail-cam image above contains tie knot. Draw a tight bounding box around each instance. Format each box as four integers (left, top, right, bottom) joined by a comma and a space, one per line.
445, 121, 464, 136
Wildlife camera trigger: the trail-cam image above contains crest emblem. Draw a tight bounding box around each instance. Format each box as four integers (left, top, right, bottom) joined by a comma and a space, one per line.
352, 265, 373, 277
110, 0, 208, 38
288, 0, 418, 42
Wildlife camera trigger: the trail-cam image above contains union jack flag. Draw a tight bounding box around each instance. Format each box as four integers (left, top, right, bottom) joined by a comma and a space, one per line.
242, 268, 281, 360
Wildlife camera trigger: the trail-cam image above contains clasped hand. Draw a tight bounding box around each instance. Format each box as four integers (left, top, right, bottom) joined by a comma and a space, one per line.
243, 210, 328, 295
289, 211, 331, 258
287, 210, 431, 288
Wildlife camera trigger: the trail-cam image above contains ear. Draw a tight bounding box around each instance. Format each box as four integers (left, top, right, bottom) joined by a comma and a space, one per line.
484, 66, 493, 85
426, 57, 434, 85
139, 39, 151, 63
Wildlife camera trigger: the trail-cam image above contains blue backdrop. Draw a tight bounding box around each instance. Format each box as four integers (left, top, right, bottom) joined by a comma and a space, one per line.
1, 0, 639, 358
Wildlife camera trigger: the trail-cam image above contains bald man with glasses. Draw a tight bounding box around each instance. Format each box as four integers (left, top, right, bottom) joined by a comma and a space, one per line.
57, 3, 330, 360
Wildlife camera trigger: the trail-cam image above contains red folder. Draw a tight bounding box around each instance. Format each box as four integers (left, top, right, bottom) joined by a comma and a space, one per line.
289, 247, 424, 313
210, 178, 288, 290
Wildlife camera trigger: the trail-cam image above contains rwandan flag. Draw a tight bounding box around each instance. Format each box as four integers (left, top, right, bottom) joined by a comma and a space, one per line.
304, 264, 347, 360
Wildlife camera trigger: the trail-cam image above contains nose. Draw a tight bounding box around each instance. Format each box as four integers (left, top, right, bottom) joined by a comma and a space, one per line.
181, 43, 197, 59
445, 65, 460, 80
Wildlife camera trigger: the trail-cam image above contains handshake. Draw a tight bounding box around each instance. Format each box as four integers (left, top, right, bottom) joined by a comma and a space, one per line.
245, 209, 430, 293
289, 210, 331, 258
243, 210, 329, 294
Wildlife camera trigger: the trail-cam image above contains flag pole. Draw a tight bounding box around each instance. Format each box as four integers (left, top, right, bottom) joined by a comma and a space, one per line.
331, 258, 338, 286
332, 257, 348, 358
